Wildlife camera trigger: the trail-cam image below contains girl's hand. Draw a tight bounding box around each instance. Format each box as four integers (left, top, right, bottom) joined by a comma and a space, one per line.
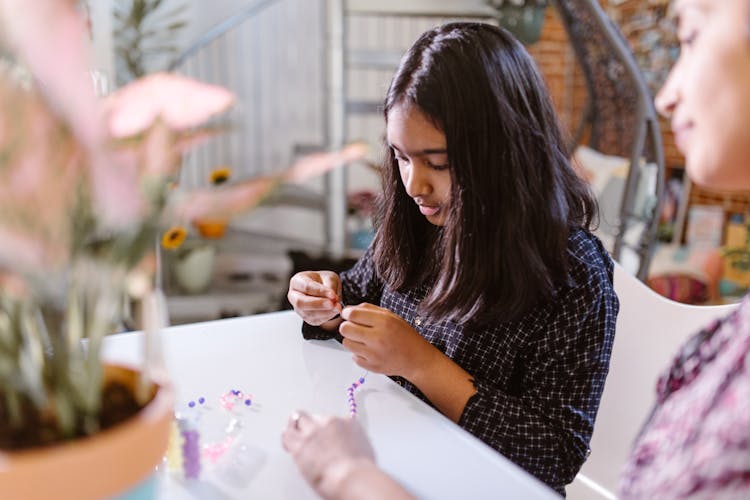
287, 271, 343, 326
339, 303, 437, 380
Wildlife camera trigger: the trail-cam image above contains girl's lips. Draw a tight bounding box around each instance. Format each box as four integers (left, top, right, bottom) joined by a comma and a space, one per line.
419, 205, 439, 216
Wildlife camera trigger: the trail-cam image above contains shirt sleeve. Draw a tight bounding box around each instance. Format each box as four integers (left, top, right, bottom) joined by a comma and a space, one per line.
302, 246, 385, 340
458, 272, 618, 494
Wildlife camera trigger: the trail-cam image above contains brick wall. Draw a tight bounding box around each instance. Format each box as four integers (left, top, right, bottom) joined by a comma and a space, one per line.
528, 3, 683, 169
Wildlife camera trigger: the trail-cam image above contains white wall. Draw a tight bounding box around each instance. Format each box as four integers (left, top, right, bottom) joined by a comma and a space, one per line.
91, 1, 454, 249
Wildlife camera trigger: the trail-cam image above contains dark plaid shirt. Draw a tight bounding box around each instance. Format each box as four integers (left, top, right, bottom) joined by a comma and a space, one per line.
303, 229, 618, 495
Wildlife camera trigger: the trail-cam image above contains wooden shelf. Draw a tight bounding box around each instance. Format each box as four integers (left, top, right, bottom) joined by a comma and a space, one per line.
690, 185, 750, 215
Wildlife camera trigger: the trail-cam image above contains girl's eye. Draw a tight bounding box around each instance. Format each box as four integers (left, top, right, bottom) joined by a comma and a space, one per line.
394, 155, 409, 165
426, 160, 449, 171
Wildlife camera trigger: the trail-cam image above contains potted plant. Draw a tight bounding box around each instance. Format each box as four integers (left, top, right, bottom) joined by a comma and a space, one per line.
0, 2, 364, 498
486, 0, 548, 45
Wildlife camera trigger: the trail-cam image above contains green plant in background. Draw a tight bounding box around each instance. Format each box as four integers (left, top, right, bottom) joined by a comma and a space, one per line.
114, 0, 187, 85
485, 0, 548, 45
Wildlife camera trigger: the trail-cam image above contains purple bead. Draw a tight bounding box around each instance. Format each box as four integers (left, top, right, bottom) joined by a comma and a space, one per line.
184, 460, 201, 479
188, 401, 196, 408
359, 377, 365, 384
198, 397, 205, 404
244, 399, 252, 406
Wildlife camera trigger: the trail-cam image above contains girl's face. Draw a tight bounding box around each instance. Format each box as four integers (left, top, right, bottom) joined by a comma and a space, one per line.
386, 104, 452, 227
656, 0, 750, 191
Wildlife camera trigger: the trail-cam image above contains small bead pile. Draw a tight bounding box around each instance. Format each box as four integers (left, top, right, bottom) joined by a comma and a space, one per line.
203, 435, 236, 464
346, 375, 367, 418
166, 389, 256, 480
219, 389, 253, 411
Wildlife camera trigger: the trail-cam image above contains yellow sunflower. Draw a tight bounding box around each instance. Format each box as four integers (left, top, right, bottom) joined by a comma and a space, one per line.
209, 166, 232, 186
161, 226, 188, 250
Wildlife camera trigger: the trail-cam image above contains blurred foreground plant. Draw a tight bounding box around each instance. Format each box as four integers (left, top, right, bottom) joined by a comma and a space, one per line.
0, 0, 364, 449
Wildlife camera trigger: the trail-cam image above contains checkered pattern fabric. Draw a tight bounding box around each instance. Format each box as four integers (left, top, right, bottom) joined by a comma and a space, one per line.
303, 229, 618, 495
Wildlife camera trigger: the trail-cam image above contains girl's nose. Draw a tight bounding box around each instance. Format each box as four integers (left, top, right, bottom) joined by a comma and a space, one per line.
403, 161, 432, 198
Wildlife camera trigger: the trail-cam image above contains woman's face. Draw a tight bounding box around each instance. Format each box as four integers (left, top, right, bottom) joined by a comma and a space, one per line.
386, 104, 452, 227
656, 0, 750, 191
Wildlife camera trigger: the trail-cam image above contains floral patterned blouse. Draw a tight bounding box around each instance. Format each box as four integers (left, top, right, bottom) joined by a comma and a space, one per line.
619, 295, 750, 499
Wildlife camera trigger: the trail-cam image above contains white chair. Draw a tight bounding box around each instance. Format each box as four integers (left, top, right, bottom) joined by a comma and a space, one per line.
567, 263, 739, 499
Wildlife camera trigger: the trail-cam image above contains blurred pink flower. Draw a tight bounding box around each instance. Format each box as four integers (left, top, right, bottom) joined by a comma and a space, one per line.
0, 0, 366, 446
0, 0, 366, 280
0, 0, 102, 149
105, 72, 235, 139
175, 142, 368, 221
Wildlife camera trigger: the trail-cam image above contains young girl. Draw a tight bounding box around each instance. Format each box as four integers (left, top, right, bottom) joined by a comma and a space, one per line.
287, 22, 618, 494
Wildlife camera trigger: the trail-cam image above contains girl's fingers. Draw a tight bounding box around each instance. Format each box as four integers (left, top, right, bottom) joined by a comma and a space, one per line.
320, 274, 342, 297
339, 320, 373, 342
290, 275, 337, 299
340, 305, 379, 327
352, 354, 373, 370
288, 291, 338, 311
342, 337, 370, 358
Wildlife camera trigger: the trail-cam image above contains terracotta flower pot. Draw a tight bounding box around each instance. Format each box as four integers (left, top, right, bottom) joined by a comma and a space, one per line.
0, 364, 174, 500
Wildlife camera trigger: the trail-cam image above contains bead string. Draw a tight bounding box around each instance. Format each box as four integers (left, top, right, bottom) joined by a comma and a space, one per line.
347, 373, 368, 418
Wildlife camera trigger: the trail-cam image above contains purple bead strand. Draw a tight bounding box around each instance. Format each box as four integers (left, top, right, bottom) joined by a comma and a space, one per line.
347, 375, 367, 418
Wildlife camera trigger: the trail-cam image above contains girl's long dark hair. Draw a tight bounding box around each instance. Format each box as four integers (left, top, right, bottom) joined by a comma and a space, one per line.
373, 22, 598, 323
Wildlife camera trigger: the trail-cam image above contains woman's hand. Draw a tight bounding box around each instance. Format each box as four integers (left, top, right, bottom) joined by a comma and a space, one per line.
282, 412, 375, 498
287, 271, 343, 327
339, 303, 437, 380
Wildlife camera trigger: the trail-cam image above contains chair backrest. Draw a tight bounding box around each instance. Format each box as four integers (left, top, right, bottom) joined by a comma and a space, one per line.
567, 262, 738, 499
552, 0, 665, 282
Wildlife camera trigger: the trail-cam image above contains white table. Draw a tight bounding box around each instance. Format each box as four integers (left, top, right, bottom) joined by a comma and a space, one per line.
103, 311, 559, 499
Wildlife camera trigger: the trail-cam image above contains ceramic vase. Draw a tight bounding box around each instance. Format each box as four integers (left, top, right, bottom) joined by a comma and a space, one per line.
172, 243, 217, 294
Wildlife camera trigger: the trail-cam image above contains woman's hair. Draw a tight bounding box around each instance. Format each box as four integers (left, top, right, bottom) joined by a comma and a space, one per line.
373, 22, 598, 323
